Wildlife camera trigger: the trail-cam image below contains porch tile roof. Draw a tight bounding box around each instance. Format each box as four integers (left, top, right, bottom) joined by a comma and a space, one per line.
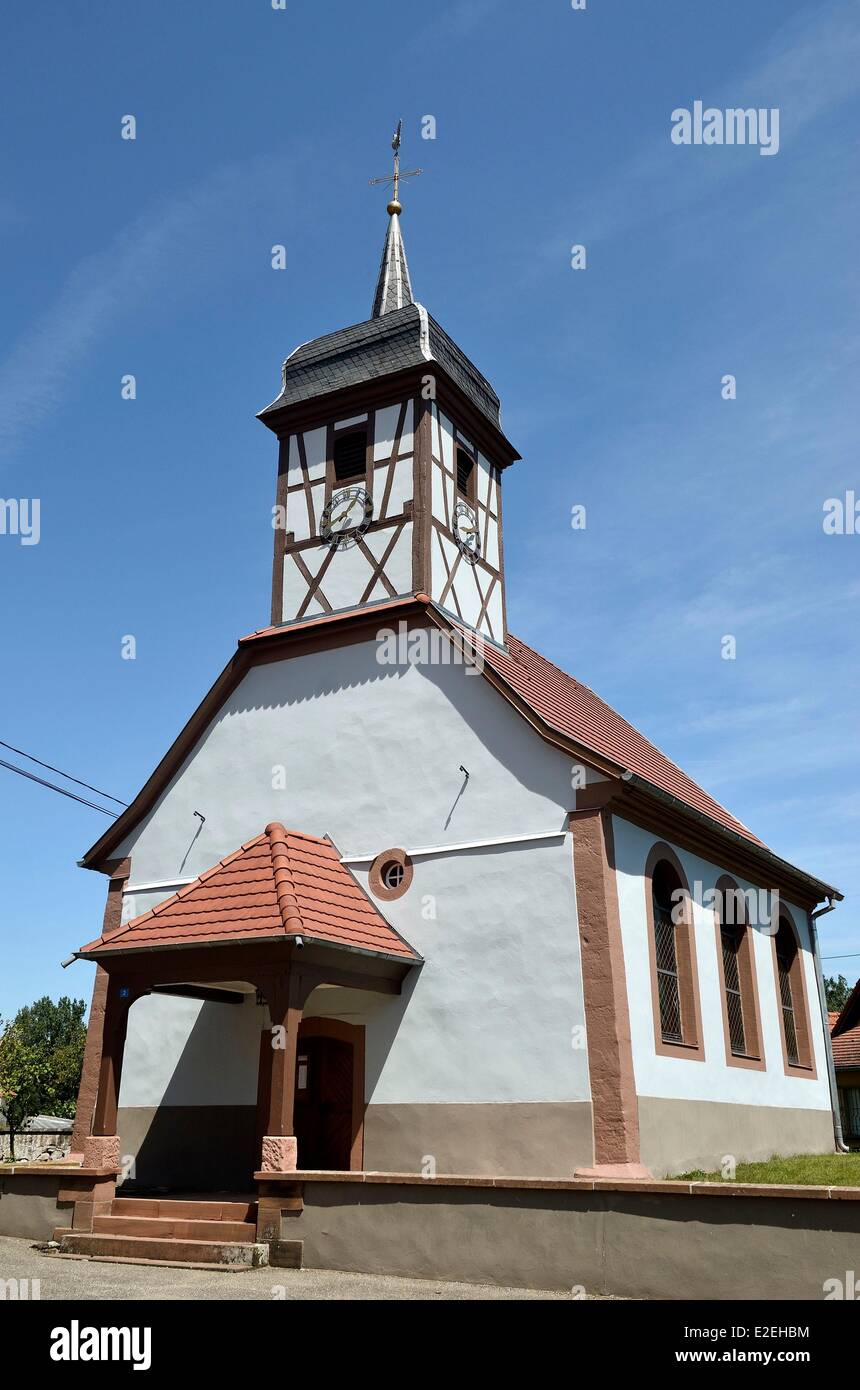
78, 824, 419, 961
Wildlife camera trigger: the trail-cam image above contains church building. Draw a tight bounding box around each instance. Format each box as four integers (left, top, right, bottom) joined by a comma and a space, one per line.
66, 138, 842, 1226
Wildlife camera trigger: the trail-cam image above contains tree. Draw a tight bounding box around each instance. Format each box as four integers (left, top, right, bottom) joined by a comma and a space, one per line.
825, 975, 852, 1014
0, 996, 86, 1160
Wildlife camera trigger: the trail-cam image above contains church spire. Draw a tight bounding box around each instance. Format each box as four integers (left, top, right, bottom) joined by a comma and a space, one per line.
369, 121, 421, 318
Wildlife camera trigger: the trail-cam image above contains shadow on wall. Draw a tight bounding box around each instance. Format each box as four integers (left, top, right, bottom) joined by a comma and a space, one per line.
213, 639, 575, 838
119, 995, 266, 1192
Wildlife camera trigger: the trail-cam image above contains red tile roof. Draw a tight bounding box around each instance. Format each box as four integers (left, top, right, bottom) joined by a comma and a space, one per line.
84, 595, 837, 897
831, 1025, 860, 1069
831, 981, 860, 1069
466, 629, 764, 847
78, 824, 419, 961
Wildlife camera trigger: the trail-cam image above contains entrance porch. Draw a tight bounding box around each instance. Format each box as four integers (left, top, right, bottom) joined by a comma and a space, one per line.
57, 824, 419, 1261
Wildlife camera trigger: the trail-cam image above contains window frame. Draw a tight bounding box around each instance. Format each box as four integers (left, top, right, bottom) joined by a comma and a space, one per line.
644, 843, 705, 1061
368, 847, 413, 901
840, 1085, 860, 1140
713, 875, 766, 1071
770, 910, 817, 1078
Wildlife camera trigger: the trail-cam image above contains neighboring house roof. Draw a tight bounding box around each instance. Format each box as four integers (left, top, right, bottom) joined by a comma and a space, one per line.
77, 823, 419, 963
79, 597, 840, 904
0, 1114, 74, 1133
257, 303, 510, 441
832, 1026, 860, 1070
831, 980, 860, 1069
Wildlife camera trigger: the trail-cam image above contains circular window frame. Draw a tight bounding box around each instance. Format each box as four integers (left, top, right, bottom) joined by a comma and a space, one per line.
369, 848, 413, 901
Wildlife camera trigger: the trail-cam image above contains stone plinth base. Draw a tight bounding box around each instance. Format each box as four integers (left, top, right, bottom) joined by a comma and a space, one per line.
574, 1162, 653, 1180
82, 1135, 121, 1170
261, 1135, 298, 1173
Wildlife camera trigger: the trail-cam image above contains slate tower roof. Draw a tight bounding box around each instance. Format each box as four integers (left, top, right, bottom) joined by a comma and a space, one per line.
258, 148, 518, 458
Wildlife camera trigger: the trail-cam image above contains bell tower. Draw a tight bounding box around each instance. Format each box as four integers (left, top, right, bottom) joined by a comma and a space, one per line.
258, 126, 520, 646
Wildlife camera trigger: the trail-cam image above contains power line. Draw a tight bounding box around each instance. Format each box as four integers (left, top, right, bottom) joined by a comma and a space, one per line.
0, 758, 117, 816
0, 739, 127, 806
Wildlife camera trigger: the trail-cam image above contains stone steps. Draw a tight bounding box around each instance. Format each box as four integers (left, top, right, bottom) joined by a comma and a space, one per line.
110, 1197, 256, 1222
53, 1229, 269, 1267
53, 1193, 268, 1268
92, 1214, 256, 1243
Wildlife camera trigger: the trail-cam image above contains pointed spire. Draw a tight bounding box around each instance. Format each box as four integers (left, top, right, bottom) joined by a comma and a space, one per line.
372, 210, 413, 317
369, 120, 421, 318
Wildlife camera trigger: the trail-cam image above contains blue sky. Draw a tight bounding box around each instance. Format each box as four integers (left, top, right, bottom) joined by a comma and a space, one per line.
1, 0, 858, 1018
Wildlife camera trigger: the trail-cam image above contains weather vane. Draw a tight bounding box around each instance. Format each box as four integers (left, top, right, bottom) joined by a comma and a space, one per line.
369, 119, 422, 215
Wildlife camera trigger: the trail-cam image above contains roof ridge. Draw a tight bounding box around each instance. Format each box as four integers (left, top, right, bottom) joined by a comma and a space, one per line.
265, 822, 304, 934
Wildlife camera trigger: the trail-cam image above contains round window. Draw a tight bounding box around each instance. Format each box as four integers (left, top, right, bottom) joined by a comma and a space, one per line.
382, 861, 405, 891
369, 848, 413, 900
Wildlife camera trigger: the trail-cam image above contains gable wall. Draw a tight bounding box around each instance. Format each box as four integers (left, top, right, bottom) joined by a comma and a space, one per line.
110, 637, 596, 1176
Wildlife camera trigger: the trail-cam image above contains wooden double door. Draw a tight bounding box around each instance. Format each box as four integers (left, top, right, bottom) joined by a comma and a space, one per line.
257, 1018, 364, 1172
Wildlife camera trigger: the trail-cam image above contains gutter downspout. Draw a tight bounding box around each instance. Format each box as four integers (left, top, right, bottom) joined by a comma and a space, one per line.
809, 896, 850, 1153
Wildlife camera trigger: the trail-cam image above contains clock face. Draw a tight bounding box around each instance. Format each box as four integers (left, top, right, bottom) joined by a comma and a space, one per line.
320, 487, 373, 550
453, 500, 481, 564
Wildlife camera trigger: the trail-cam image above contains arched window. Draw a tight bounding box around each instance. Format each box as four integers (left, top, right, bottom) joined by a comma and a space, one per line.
772, 913, 816, 1076
653, 860, 683, 1042
645, 845, 704, 1060
713, 877, 764, 1070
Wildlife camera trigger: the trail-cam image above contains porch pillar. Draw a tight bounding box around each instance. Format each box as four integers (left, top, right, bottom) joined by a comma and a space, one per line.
70, 858, 131, 1157
259, 968, 305, 1173
83, 977, 132, 1171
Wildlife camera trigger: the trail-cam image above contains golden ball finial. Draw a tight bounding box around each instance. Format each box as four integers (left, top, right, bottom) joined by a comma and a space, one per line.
387, 198, 402, 216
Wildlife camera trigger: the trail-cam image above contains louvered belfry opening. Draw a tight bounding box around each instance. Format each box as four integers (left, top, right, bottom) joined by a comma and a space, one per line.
333, 429, 367, 483
652, 861, 683, 1044
456, 447, 474, 499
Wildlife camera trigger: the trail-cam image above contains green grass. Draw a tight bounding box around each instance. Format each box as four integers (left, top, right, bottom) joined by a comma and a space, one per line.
675, 1152, 860, 1186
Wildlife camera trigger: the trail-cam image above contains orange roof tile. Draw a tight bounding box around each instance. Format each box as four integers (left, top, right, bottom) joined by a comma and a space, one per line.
461, 629, 765, 848
831, 980, 860, 1068
78, 824, 419, 961
831, 1024, 860, 1069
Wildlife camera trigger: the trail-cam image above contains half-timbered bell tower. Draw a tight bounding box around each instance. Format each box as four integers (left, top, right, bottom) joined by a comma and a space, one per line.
258, 129, 520, 648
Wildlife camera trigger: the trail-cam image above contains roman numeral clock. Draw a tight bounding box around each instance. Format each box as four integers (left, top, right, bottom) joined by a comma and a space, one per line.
258, 128, 520, 644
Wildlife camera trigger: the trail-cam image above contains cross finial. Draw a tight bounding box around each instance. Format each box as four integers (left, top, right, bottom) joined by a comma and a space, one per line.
369, 119, 422, 216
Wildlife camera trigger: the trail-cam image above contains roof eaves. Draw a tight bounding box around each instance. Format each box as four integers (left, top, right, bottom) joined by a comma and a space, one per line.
424, 603, 841, 904
621, 773, 842, 904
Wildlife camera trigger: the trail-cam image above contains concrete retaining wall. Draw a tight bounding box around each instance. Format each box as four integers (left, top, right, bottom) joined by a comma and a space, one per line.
285, 1174, 860, 1301
4, 1167, 859, 1300
0, 1171, 69, 1240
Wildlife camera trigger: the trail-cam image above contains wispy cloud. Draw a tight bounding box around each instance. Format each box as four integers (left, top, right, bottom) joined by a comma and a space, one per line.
536, 0, 860, 259
0, 154, 289, 460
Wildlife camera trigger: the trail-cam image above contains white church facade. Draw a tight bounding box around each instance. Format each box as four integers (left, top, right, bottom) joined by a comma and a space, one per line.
67, 162, 842, 1198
